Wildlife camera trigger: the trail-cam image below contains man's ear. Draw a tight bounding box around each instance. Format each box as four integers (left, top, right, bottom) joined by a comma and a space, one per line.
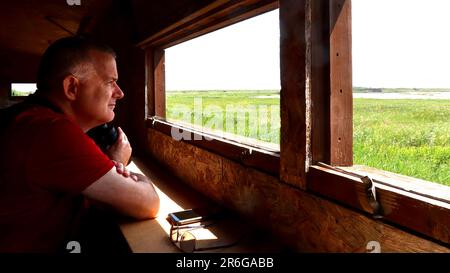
62, 75, 80, 101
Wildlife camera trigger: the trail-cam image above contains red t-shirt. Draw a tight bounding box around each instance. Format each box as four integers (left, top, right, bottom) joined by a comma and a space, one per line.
0, 106, 114, 252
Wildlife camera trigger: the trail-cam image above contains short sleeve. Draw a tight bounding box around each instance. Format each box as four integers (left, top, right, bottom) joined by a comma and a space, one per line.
26, 117, 114, 194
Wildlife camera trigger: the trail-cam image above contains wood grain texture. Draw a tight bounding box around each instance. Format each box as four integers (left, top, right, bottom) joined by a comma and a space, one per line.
145, 50, 155, 117
153, 49, 166, 118
137, 0, 278, 49
138, 0, 236, 48
279, 0, 308, 189
146, 129, 449, 252
146, 118, 280, 176
341, 165, 450, 203
310, 0, 331, 164
0, 0, 113, 55
308, 165, 450, 245
329, 0, 352, 165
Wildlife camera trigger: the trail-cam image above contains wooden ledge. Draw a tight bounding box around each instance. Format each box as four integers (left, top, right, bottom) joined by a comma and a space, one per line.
338, 165, 450, 203
119, 156, 284, 253
307, 164, 450, 246
146, 117, 280, 176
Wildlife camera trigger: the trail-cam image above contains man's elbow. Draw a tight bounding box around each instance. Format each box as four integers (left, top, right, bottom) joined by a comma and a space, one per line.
146, 194, 160, 219
135, 194, 160, 220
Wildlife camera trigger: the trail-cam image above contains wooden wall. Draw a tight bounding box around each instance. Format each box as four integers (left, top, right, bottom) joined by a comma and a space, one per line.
0, 0, 113, 109
0, 50, 40, 108
2, 0, 447, 253
89, 1, 148, 156
147, 129, 449, 252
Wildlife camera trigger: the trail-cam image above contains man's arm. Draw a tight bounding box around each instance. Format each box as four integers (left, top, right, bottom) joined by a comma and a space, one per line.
82, 167, 160, 219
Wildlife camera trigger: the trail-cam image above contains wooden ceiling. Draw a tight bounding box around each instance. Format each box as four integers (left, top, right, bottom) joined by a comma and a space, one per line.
0, 0, 216, 82
0, 0, 113, 56
0, 0, 215, 57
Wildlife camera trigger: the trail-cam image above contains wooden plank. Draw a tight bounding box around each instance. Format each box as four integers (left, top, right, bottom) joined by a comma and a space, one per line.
137, 0, 278, 49
340, 165, 450, 203
279, 0, 308, 189
310, 0, 330, 164
160, 0, 279, 49
122, 156, 285, 253
308, 165, 450, 245
145, 49, 155, 117
153, 49, 165, 118
137, 0, 231, 48
145, 130, 450, 252
76, 16, 97, 35
329, 0, 352, 166
146, 118, 280, 176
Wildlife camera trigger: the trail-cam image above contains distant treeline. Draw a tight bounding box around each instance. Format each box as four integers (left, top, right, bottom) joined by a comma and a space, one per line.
353, 87, 450, 93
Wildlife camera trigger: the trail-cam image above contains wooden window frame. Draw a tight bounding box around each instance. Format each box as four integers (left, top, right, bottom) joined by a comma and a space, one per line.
140, 0, 450, 247
139, 0, 281, 176
306, 0, 450, 246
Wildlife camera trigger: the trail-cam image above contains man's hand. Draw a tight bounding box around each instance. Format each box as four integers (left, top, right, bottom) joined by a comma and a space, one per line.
106, 127, 132, 165
112, 160, 138, 181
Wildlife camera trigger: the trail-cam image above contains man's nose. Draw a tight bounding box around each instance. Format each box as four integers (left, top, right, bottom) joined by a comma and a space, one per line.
114, 82, 124, 99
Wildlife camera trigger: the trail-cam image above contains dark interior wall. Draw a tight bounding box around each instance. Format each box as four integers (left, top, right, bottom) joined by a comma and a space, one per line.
146, 129, 450, 252
89, 0, 147, 156
0, 0, 114, 109
0, 0, 146, 150
0, 50, 40, 108
0, 0, 216, 148
89, 0, 217, 155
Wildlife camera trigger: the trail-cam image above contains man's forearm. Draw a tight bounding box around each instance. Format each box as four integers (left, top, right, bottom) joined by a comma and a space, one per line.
130, 172, 160, 218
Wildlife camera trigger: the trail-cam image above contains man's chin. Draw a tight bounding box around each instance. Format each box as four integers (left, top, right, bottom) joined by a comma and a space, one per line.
96, 114, 114, 127
106, 112, 115, 122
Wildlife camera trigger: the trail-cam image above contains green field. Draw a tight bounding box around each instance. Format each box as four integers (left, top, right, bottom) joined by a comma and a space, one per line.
354, 99, 450, 186
11, 89, 32, 97
167, 90, 280, 145
166, 90, 450, 186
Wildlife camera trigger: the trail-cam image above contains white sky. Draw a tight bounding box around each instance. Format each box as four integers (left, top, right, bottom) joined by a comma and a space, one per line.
166, 1, 450, 90
165, 9, 280, 91
353, 0, 450, 88
11, 83, 36, 93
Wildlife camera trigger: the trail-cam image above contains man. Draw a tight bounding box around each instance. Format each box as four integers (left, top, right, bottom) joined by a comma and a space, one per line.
0, 36, 160, 252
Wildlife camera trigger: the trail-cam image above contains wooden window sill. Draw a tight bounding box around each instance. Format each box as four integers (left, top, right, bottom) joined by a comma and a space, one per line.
120, 156, 284, 253
307, 164, 450, 246
146, 116, 280, 176
336, 164, 450, 204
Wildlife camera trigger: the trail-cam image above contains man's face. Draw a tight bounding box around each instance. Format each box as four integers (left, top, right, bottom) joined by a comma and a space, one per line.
73, 50, 124, 130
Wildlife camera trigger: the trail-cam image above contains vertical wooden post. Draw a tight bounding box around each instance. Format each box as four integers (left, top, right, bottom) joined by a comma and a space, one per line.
330, 0, 352, 166
154, 48, 166, 118
145, 49, 155, 117
280, 0, 308, 189
311, 0, 331, 164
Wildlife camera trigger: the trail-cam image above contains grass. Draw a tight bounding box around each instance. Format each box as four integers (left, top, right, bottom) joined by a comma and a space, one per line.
11, 89, 33, 96
166, 90, 450, 186
166, 90, 280, 144
354, 99, 450, 186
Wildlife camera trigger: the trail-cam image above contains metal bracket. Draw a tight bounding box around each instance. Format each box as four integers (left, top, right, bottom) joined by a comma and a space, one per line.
361, 176, 383, 219
239, 148, 253, 161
